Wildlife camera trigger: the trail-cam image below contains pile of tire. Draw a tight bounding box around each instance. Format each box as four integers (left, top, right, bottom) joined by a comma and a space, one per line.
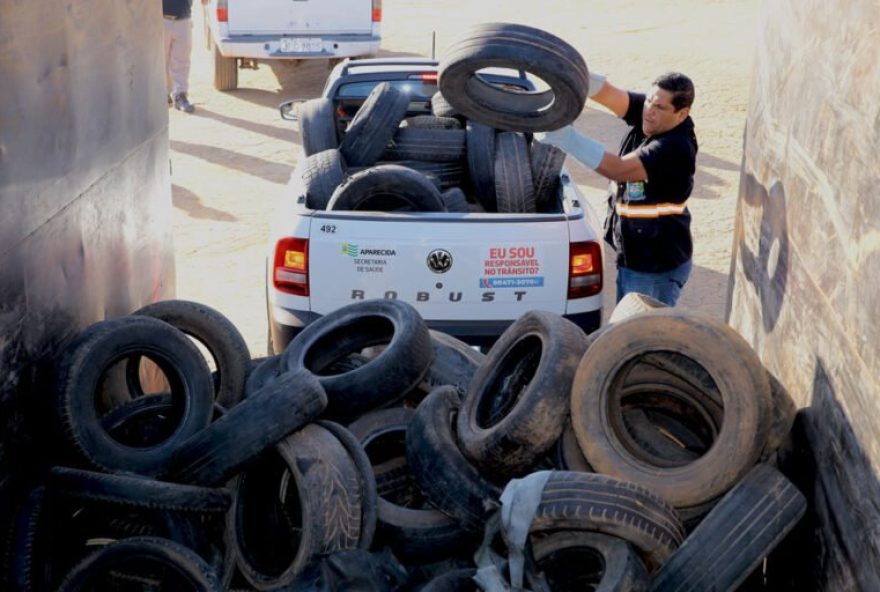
296, 23, 589, 216
1, 293, 806, 591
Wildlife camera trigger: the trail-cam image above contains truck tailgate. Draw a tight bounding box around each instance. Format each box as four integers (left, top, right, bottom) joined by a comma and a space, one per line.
308, 214, 571, 321
228, 0, 372, 35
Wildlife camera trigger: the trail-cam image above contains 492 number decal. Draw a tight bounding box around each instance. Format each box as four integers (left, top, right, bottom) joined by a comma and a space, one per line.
320, 224, 336, 234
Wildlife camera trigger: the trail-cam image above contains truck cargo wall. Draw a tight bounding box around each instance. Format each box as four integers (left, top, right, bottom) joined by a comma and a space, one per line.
0, 1, 174, 480
727, 0, 880, 588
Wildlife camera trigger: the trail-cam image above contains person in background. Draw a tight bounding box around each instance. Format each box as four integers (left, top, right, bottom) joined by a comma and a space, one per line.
163, 0, 208, 113
536, 71, 698, 306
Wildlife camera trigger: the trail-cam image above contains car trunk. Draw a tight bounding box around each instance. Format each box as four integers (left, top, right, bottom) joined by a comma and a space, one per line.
306, 212, 572, 322
228, 0, 372, 35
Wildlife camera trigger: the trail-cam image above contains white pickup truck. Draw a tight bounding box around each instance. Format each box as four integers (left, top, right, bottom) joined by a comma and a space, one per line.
203, 0, 382, 91
265, 58, 604, 352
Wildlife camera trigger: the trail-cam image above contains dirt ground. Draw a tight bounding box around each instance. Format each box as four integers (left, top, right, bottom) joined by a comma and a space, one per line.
168, 0, 760, 356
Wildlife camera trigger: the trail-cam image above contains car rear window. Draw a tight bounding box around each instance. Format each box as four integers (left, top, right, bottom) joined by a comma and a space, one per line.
336, 79, 438, 101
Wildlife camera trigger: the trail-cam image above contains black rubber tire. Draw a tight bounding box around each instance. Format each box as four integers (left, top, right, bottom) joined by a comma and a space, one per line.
302, 148, 346, 210
465, 120, 497, 212
229, 424, 365, 589
401, 115, 462, 130
761, 372, 796, 462
280, 299, 433, 419
406, 386, 501, 533
530, 531, 649, 592
430, 91, 460, 118
9, 486, 53, 592
299, 98, 338, 157
383, 128, 467, 162
99, 392, 186, 448
48, 467, 231, 514
165, 369, 327, 486
58, 536, 222, 591
132, 299, 251, 409
457, 310, 588, 475
347, 407, 414, 487
530, 139, 565, 209
438, 23, 588, 132
441, 187, 470, 213
54, 316, 214, 476
570, 310, 772, 508
327, 164, 445, 212
340, 82, 410, 167
420, 568, 478, 592
213, 46, 238, 92
607, 292, 668, 324
316, 420, 378, 551
529, 471, 685, 572
554, 422, 594, 472
393, 160, 466, 191
421, 330, 485, 395
494, 132, 536, 213
244, 355, 281, 398
347, 408, 466, 563
649, 463, 807, 591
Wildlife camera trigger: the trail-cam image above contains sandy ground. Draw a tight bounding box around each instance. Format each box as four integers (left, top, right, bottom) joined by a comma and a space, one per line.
168, 0, 760, 356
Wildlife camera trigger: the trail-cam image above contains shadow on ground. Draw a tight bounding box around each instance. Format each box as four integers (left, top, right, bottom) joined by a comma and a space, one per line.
171, 184, 238, 222
171, 140, 292, 185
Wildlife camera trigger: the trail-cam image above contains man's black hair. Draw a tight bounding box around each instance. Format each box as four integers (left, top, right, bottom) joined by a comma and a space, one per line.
653, 72, 695, 111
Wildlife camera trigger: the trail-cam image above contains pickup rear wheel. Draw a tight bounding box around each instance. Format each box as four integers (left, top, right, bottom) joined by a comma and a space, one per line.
213, 46, 238, 91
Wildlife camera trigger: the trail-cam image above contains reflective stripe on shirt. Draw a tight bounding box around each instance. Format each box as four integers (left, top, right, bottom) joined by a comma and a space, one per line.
615, 201, 688, 218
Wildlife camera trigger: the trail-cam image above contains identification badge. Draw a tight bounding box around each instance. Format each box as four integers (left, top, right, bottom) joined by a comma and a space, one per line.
626, 181, 646, 201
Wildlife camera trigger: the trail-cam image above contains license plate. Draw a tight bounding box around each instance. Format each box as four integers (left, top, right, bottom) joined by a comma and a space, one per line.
280, 37, 322, 53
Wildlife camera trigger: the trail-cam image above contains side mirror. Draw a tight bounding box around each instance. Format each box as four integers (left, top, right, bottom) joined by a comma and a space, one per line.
279, 99, 306, 121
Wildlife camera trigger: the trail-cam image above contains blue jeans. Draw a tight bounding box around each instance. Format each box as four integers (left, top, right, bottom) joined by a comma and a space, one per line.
616, 259, 692, 306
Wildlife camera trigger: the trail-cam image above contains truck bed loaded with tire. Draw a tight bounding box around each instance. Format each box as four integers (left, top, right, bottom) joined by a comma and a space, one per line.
267, 23, 606, 352
5, 294, 805, 590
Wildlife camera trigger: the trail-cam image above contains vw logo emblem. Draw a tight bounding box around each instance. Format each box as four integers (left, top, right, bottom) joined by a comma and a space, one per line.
427, 249, 453, 273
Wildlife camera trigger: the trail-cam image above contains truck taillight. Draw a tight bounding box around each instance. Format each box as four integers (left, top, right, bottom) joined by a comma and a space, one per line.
568, 241, 602, 298
274, 238, 309, 296
372, 0, 382, 22
217, 0, 228, 23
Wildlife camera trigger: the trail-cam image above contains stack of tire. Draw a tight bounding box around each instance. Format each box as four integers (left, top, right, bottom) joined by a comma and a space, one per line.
1, 291, 806, 590
296, 23, 588, 216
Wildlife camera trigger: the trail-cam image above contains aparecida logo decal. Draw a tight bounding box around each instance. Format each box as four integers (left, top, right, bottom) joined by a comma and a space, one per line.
342, 243, 397, 257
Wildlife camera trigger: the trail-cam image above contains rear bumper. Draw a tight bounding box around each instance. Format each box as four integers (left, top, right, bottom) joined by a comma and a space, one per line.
215, 34, 381, 60
269, 304, 602, 353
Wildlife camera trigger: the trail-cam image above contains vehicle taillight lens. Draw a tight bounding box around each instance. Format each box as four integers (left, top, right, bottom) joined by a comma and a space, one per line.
408, 73, 438, 82
217, 0, 228, 22
372, 0, 382, 22
274, 238, 309, 296
568, 241, 602, 298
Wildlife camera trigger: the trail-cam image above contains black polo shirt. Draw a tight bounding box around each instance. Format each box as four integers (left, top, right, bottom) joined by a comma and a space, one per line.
163, 0, 192, 19
603, 91, 698, 272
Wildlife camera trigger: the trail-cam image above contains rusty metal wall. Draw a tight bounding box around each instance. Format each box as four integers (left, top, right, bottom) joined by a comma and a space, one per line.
728, 0, 880, 588
0, 0, 174, 480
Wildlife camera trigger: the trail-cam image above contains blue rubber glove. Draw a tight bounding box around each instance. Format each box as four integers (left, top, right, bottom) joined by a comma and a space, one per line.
534, 125, 606, 171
